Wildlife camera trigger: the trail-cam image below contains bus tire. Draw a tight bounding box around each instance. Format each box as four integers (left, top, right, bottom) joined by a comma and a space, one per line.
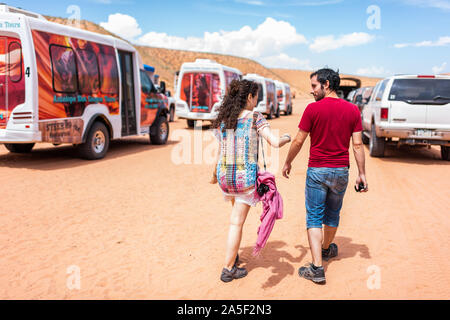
77, 122, 109, 160
151, 116, 169, 145
4, 143, 35, 153
441, 146, 450, 161
187, 119, 195, 128
362, 131, 370, 145
169, 106, 175, 122
369, 123, 385, 157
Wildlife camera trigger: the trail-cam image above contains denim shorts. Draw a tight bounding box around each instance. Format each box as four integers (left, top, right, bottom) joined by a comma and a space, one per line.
305, 167, 349, 229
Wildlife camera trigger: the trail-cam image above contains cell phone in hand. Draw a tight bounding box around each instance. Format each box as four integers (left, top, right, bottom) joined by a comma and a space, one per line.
354, 182, 366, 192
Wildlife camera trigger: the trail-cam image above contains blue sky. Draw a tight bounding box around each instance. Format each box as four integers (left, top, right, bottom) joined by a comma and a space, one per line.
10, 0, 450, 77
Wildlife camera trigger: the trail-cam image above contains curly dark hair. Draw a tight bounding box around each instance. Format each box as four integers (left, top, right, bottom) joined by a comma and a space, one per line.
211, 79, 259, 131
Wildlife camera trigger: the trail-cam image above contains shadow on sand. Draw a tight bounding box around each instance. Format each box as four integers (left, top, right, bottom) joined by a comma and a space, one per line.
238, 236, 370, 288
0, 138, 178, 171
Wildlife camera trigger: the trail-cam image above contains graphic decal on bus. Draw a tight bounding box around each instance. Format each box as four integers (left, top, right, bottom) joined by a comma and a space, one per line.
0, 36, 25, 128
32, 30, 120, 120
180, 72, 220, 113
38, 118, 84, 144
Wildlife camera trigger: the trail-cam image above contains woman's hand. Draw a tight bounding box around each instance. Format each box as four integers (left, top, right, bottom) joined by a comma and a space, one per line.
210, 172, 218, 184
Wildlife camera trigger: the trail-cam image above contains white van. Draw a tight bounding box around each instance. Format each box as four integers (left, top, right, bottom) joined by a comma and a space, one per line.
175, 59, 242, 128
0, 5, 169, 160
275, 80, 292, 115
361, 74, 450, 160
243, 74, 279, 119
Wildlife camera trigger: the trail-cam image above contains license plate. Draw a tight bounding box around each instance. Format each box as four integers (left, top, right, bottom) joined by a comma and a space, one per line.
415, 129, 433, 138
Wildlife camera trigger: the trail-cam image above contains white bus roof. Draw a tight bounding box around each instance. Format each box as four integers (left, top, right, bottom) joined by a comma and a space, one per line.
180, 59, 242, 75
0, 4, 46, 20
1, 5, 135, 52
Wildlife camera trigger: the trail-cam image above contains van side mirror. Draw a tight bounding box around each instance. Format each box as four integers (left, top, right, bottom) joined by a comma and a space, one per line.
159, 81, 166, 94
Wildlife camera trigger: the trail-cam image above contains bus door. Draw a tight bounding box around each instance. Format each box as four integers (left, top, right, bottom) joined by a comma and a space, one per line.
118, 51, 137, 136
0, 37, 7, 127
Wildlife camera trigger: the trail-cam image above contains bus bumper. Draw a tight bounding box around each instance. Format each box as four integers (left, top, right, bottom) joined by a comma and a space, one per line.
0, 129, 42, 143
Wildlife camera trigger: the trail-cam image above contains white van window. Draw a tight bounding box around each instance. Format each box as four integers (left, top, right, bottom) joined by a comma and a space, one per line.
8, 41, 22, 83
388, 79, 450, 102
77, 49, 100, 94
50, 45, 78, 93
375, 79, 388, 101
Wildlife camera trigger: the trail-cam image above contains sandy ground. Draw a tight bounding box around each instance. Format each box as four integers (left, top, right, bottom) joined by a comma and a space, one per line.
1, 98, 449, 299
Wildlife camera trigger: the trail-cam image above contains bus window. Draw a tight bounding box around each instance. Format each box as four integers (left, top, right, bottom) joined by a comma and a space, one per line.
224, 71, 240, 93
77, 49, 100, 94
180, 72, 220, 112
257, 83, 264, 104
50, 45, 78, 93
98, 49, 119, 95
8, 41, 22, 83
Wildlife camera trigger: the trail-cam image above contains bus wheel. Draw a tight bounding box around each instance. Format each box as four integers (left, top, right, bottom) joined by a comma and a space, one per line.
441, 146, 450, 161
187, 119, 195, 128
169, 106, 175, 122
4, 143, 35, 153
151, 116, 169, 145
77, 122, 109, 160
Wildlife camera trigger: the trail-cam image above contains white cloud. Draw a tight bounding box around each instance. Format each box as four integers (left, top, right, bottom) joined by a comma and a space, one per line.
309, 32, 375, 53
394, 36, 450, 48
355, 66, 391, 77
138, 17, 307, 59
100, 14, 310, 69
259, 53, 312, 69
432, 62, 447, 74
100, 13, 142, 40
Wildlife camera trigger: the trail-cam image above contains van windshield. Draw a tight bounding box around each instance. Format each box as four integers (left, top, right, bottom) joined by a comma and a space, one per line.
388, 79, 450, 102
180, 72, 221, 113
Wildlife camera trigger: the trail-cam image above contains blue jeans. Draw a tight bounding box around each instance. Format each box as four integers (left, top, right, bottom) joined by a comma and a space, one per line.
305, 167, 349, 229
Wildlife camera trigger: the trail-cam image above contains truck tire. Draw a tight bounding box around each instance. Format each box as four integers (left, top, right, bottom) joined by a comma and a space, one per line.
169, 106, 175, 122
4, 143, 35, 153
369, 123, 385, 157
77, 122, 109, 160
362, 131, 370, 145
267, 106, 274, 120
150, 116, 169, 145
441, 146, 450, 161
187, 119, 195, 128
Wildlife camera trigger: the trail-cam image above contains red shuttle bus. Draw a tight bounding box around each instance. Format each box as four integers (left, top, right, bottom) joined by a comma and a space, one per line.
0, 5, 169, 159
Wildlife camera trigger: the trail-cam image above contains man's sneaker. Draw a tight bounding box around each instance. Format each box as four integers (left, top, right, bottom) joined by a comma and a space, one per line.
220, 266, 248, 283
298, 263, 326, 284
322, 243, 338, 261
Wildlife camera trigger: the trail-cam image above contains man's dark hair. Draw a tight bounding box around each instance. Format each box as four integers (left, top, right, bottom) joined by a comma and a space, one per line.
310, 68, 341, 92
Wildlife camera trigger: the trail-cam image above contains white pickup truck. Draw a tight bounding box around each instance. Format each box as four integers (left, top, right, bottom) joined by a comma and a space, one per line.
361, 75, 450, 160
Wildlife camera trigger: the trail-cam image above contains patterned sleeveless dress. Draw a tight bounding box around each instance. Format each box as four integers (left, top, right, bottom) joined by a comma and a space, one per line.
213, 110, 269, 198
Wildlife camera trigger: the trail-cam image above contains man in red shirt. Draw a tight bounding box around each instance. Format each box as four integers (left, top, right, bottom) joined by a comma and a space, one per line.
282, 68, 368, 284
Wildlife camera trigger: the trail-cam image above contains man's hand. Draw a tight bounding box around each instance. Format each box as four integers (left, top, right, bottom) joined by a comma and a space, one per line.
282, 162, 292, 179
355, 174, 368, 192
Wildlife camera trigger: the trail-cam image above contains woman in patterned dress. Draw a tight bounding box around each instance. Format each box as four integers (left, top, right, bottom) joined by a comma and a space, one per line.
210, 79, 291, 282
